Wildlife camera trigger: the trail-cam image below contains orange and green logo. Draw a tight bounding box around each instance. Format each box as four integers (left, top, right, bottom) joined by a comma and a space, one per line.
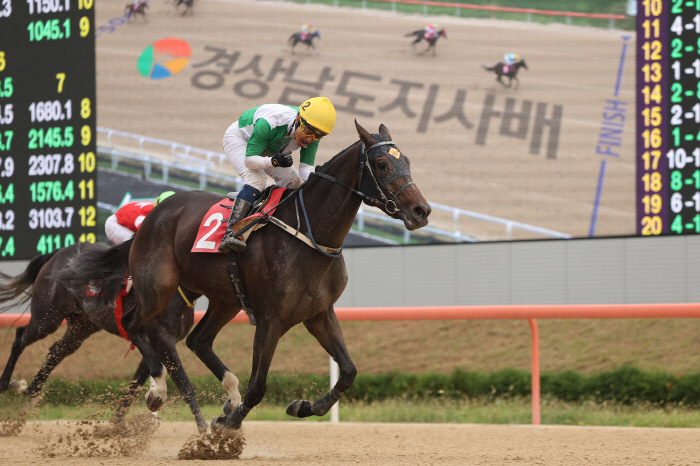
137, 38, 191, 79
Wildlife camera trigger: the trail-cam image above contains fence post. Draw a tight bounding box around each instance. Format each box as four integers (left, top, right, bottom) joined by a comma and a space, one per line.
528, 319, 540, 425
361, 0, 366, 9
358, 205, 365, 232
144, 159, 151, 178
403, 229, 410, 244
162, 163, 169, 183
455, 6, 459, 17
392, 1, 396, 13
199, 172, 206, 190
330, 357, 339, 423
111, 152, 118, 170
422, 4, 427, 15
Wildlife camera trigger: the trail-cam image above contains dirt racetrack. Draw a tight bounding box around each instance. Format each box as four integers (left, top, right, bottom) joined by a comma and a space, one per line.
1, 420, 699, 465
95, 0, 636, 240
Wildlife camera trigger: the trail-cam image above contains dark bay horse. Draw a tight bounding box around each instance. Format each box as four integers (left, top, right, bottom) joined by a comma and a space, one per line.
125, 1, 148, 21
405, 29, 447, 54
55, 121, 430, 431
175, 0, 194, 16
288, 30, 321, 52
0, 243, 206, 430
483, 59, 528, 89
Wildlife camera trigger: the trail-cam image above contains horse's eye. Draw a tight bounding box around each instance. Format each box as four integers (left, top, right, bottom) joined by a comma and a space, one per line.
377, 161, 388, 170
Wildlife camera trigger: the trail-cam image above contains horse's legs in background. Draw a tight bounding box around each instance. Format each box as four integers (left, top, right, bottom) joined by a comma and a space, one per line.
111, 358, 150, 424
186, 302, 243, 424
23, 316, 100, 396
0, 309, 65, 393
513, 76, 519, 90
287, 307, 356, 418
150, 331, 208, 431
215, 315, 281, 430
122, 261, 180, 412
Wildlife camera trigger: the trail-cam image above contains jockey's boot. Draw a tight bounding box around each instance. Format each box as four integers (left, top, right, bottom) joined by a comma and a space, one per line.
218, 198, 253, 253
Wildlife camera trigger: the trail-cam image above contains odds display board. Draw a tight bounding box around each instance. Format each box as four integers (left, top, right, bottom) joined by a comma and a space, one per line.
0, 0, 97, 260
637, 0, 700, 235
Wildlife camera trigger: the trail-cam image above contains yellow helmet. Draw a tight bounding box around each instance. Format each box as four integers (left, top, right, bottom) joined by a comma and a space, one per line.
155, 191, 176, 206
299, 97, 336, 135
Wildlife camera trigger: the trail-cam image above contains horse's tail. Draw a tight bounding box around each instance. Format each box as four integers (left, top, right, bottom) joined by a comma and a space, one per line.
482, 65, 495, 71
52, 238, 133, 309
0, 252, 58, 313
288, 33, 296, 43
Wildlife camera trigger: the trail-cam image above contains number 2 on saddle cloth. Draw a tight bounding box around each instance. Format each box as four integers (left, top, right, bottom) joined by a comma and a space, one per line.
191, 187, 287, 253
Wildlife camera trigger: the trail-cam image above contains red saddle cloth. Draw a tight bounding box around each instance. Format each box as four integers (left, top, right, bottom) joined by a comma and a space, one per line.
86, 281, 130, 341
191, 187, 286, 253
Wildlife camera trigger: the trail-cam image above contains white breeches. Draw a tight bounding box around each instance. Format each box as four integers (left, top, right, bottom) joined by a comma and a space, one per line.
223, 123, 303, 192
105, 215, 135, 245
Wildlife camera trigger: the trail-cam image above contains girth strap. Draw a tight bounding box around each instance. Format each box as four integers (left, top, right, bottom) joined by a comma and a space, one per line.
177, 285, 195, 308
225, 251, 256, 325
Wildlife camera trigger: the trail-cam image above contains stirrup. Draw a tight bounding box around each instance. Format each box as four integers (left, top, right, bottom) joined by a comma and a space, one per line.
218, 233, 246, 253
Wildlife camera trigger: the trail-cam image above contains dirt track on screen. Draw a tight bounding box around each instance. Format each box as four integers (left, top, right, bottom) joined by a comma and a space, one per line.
95, 0, 636, 240
2, 420, 699, 465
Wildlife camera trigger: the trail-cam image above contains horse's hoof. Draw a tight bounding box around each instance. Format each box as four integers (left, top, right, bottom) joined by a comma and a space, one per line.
286, 399, 313, 418
211, 415, 227, 427
145, 391, 164, 412
223, 398, 235, 416
9, 379, 27, 395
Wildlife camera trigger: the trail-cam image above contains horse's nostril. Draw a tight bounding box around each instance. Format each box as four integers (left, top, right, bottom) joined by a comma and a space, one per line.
413, 206, 425, 221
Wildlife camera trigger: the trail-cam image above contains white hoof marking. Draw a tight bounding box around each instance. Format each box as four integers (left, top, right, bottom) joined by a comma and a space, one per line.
222, 371, 241, 407
9, 379, 27, 394
146, 367, 168, 404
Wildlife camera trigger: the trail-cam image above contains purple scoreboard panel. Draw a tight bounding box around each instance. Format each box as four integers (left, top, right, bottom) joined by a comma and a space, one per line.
637, 0, 700, 235
0, 0, 97, 259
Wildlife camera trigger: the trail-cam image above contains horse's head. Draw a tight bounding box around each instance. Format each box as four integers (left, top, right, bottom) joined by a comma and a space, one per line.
439, 29, 447, 38
313, 30, 321, 39
354, 121, 430, 230
518, 59, 528, 70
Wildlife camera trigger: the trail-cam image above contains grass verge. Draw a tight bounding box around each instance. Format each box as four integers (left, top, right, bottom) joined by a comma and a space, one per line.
5, 397, 700, 428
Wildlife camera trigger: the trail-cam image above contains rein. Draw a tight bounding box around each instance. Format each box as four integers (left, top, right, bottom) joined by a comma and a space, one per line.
232, 138, 413, 258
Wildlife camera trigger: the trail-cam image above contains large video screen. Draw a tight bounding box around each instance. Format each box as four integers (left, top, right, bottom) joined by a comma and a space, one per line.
0, 0, 694, 258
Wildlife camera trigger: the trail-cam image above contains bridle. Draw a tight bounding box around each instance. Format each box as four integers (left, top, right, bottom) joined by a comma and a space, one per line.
238, 137, 415, 258
311, 138, 415, 214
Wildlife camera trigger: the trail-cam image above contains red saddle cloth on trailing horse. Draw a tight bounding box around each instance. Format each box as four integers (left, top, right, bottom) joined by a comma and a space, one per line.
191, 187, 286, 253
86, 281, 130, 341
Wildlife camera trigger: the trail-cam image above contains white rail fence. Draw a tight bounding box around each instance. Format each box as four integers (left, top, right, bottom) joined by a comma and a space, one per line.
97, 128, 571, 242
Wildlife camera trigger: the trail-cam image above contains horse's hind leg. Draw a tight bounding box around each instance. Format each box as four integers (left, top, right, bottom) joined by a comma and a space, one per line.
287, 306, 356, 418
186, 301, 243, 425
111, 357, 150, 424
150, 331, 207, 432
0, 310, 64, 393
23, 316, 100, 396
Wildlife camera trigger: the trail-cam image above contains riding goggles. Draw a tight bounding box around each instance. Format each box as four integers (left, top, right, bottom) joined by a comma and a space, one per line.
299, 118, 327, 141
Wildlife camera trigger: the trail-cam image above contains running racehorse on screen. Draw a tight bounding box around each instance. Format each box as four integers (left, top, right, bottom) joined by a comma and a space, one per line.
288, 30, 321, 52
57, 121, 430, 431
406, 28, 447, 54
0, 243, 205, 429
483, 59, 528, 89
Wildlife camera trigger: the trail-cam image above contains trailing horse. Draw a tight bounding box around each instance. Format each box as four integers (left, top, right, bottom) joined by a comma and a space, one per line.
288, 30, 321, 52
175, 0, 194, 16
405, 29, 447, 55
483, 59, 528, 89
124, 1, 148, 21
0, 243, 207, 431
54, 121, 430, 431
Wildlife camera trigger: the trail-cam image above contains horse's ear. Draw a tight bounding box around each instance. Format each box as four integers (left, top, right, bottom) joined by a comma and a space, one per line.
355, 120, 376, 146
378, 124, 392, 140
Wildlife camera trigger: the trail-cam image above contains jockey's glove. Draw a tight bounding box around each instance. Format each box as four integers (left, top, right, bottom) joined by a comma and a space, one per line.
271, 149, 293, 168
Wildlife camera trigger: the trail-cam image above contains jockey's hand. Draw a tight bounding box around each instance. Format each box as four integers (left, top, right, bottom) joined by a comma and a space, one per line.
271, 149, 293, 168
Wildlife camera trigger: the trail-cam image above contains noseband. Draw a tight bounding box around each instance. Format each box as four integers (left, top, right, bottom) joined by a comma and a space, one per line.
312, 138, 415, 214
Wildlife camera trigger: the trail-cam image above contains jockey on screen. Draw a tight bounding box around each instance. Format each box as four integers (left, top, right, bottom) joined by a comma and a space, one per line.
424, 23, 438, 40
301, 23, 313, 41
105, 191, 175, 245
219, 96, 336, 253
503, 52, 520, 73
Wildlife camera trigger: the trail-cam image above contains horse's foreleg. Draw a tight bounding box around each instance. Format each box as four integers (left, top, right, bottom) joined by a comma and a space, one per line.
287, 307, 356, 418
24, 317, 99, 396
111, 358, 149, 424
186, 302, 242, 424
215, 318, 281, 430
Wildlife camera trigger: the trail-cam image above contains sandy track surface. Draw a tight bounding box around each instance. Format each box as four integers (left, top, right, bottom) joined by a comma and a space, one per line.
95, 0, 636, 240
2, 420, 700, 465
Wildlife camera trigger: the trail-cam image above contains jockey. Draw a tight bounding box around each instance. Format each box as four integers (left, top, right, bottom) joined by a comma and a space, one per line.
424, 23, 437, 40
133, 0, 146, 8
503, 53, 520, 72
301, 23, 313, 41
219, 96, 336, 253
105, 191, 175, 245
